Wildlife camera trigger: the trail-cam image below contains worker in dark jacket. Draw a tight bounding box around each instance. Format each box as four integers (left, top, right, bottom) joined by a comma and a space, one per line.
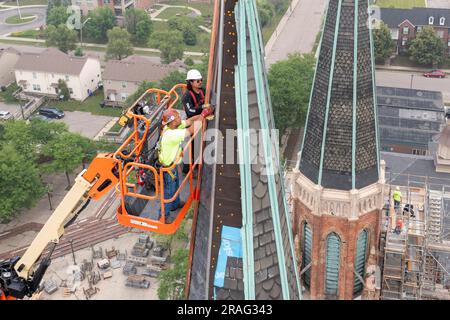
182, 69, 213, 173
183, 69, 207, 118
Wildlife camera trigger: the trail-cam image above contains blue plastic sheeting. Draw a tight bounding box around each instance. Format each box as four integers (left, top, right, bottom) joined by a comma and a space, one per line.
213, 226, 243, 288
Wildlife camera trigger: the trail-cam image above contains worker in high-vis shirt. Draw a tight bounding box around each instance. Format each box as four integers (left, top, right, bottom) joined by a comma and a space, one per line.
157, 108, 213, 223
393, 186, 402, 210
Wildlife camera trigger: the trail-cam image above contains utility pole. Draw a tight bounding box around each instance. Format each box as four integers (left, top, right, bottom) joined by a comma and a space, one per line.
410, 74, 414, 89
16, 0, 22, 19
80, 17, 91, 50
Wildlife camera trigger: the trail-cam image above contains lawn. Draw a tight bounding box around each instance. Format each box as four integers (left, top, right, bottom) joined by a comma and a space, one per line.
165, 0, 214, 17
50, 90, 124, 117
156, 7, 196, 20
5, 14, 35, 24
375, 0, 426, 8
0, 83, 20, 104
153, 20, 170, 33
10, 29, 43, 39
262, 10, 286, 45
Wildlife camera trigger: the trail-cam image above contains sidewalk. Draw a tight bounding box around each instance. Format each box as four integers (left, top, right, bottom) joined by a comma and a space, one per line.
0, 35, 206, 56
0, 4, 47, 11
376, 64, 450, 74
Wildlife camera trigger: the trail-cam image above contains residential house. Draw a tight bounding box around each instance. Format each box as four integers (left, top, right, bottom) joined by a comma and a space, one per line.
0, 47, 21, 88
102, 55, 177, 106
377, 86, 446, 156
72, 0, 154, 16
14, 48, 102, 101
380, 7, 450, 54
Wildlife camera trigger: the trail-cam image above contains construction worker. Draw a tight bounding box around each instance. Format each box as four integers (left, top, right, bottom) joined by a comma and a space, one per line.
394, 218, 403, 235
182, 69, 214, 173
393, 186, 402, 210
157, 108, 213, 223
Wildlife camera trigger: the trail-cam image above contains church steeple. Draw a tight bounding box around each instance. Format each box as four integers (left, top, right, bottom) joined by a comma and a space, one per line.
298, 0, 380, 190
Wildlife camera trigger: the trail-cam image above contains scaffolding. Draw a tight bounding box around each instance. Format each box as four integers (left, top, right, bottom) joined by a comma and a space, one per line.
380, 172, 450, 300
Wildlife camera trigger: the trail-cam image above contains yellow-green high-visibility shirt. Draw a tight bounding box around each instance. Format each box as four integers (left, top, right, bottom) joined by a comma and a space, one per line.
393, 190, 402, 202
158, 121, 187, 167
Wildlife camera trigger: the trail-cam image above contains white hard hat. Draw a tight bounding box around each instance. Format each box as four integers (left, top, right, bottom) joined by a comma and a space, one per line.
143, 105, 150, 114
186, 69, 202, 81
396, 186, 400, 191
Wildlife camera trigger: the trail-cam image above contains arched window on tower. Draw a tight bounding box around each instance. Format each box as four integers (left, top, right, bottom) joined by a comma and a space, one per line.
353, 229, 369, 295
301, 222, 312, 288
325, 232, 341, 299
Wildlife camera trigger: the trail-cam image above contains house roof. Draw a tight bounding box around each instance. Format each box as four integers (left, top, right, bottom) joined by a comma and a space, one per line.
14, 48, 93, 75
380, 7, 450, 28
381, 151, 450, 190
377, 86, 444, 112
0, 47, 20, 59
102, 55, 178, 82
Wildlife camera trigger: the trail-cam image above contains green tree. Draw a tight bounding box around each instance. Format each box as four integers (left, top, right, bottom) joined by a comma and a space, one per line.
45, 24, 77, 53
46, 0, 70, 18
1, 120, 36, 159
184, 57, 194, 66
158, 71, 186, 91
135, 19, 153, 45
74, 47, 84, 56
106, 27, 134, 60
182, 24, 197, 46
167, 17, 198, 46
373, 22, 395, 64
257, 1, 274, 27
43, 132, 85, 188
84, 7, 116, 43
124, 8, 153, 44
150, 30, 184, 64
0, 143, 45, 222
57, 79, 70, 100
409, 26, 445, 67
157, 248, 189, 300
268, 53, 315, 137
47, 6, 70, 27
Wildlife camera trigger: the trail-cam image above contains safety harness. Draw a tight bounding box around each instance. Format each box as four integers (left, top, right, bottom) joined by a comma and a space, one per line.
188, 89, 205, 109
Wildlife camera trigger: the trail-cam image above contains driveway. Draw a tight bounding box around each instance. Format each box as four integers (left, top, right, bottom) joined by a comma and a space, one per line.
0, 6, 46, 35
55, 111, 114, 139
427, 0, 450, 9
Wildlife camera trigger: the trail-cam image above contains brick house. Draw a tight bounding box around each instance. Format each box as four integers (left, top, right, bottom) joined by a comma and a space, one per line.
380, 7, 450, 55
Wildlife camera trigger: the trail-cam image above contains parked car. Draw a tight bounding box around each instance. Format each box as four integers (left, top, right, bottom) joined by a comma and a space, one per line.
0, 110, 12, 120
39, 107, 65, 119
423, 69, 446, 78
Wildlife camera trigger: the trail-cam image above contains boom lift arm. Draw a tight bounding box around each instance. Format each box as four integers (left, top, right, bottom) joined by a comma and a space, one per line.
0, 154, 118, 300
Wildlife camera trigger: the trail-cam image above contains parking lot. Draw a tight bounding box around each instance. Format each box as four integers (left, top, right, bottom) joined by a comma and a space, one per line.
55, 111, 115, 139
0, 101, 22, 119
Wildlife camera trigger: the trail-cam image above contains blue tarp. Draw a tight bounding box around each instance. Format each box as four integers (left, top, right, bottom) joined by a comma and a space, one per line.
213, 226, 242, 288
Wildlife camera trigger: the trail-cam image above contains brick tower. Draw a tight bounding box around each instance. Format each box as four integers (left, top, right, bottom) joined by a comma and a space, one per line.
290, 0, 385, 299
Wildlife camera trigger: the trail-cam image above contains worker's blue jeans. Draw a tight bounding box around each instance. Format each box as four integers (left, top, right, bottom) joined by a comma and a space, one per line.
158, 167, 180, 221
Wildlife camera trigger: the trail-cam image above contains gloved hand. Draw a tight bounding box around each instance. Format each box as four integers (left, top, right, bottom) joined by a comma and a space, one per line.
201, 105, 215, 118
202, 103, 211, 109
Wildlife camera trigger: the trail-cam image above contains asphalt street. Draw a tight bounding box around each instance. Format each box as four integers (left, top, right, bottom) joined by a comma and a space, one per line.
0, 6, 46, 35
265, 0, 328, 67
